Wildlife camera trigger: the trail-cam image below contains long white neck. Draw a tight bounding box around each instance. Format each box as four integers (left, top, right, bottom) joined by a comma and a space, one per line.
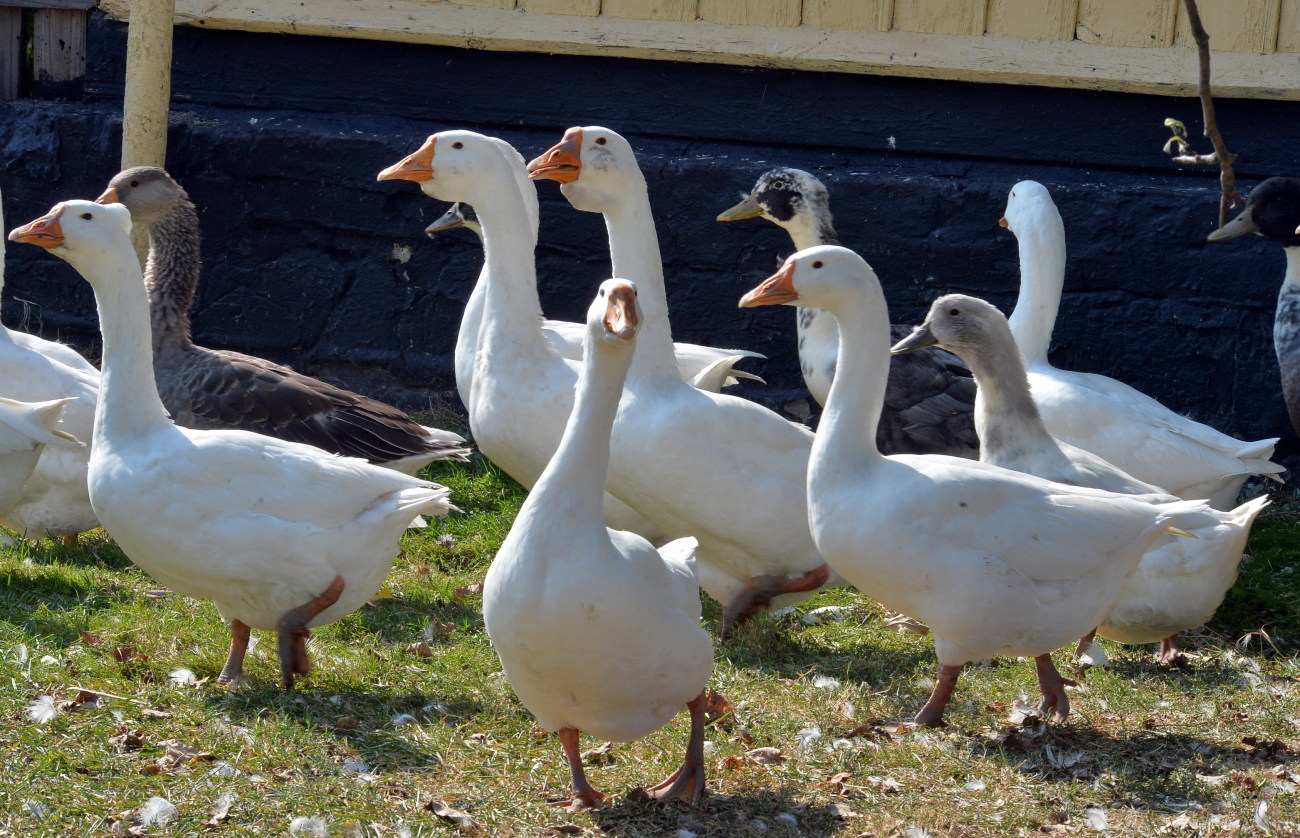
809, 289, 888, 482
72, 241, 173, 441
1006, 203, 1066, 367
525, 332, 633, 524
473, 163, 550, 364
454, 259, 488, 408
602, 183, 682, 384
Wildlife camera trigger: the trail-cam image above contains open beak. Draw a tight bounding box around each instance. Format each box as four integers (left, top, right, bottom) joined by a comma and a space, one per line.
378, 136, 436, 182
1207, 205, 1258, 242
527, 127, 583, 184
8, 206, 65, 248
716, 194, 763, 222
95, 187, 119, 204
890, 323, 939, 355
998, 216, 1009, 228
739, 258, 798, 307
604, 283, 638, 339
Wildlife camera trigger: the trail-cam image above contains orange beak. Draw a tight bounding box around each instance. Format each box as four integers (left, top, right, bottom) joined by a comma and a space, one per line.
739, 258, 798, 307
998, 216, 1009, 228
527, 127, 583, 184
378, 136, 436, 182
604, 283, 639, 339
95, 187, 119, 204
8, 206, 66, 248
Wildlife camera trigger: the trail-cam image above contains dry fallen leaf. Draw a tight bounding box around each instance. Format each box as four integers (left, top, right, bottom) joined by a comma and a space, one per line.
883, 613, 931, 635
157, 740, 214, 769
426, 800, 479, 831
703, 690, 735, 727
109, 728, 145, 753
545, 825, 583, 835
205, 792, 235, 827
453, 582, 483, 599
404, 641, 434, 658
581, 741, 615, 763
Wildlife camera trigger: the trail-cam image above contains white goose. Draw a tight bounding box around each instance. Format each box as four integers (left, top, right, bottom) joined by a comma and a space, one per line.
528, 127, 835, 630
377, 132, 664, 543
893, 294, 1268, 666
740, 245, 1206, 725
420, 200, 764, 394
0, 185, 99, 539
718, 168, 979, 458
9, 200, 457, 688
484, 279, 712, 810
1003, 180, 1283, 509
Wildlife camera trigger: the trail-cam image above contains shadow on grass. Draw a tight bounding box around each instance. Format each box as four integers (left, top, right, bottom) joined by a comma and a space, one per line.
209, 684, 488, 769
591, 786, 845, 838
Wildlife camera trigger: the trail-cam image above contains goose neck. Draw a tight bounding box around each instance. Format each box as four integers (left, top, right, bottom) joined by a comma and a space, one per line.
811, 293, 887, 477
603, 197, 680, 382
474, 175, 547, 351
958, 338, 1057, 465
1007, 210, 1066, 366
144, 201, 200, 357
1284, 247, 1300, 287
82, 242, 174, 441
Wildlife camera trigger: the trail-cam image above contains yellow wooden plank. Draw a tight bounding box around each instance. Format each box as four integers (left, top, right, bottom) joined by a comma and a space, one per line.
803, 0, 893, 31
96, 0, 1300, 100
1281, 0, 1300, 51
698, 0, 799, 26
519, 0, 597, 15
602, 0, 696, 20
986, 0, 1076, 40
1076, 0, 1176, 47
443, 0, 516, 9
1174, 0, 1280, 54
892, 0, 986, 36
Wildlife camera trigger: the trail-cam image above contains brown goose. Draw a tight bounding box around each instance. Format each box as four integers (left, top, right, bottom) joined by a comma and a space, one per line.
96, 167, 470, 473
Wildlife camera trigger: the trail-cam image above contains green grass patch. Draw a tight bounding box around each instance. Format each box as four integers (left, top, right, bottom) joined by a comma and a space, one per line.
0, 465, 1297, 837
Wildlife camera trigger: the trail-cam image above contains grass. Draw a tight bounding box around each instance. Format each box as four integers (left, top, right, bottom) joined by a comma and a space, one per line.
0, 459, 1298, 838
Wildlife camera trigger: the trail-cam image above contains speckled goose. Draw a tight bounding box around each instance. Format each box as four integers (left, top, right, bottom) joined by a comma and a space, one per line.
718, 167, 979, 457
96, 167, 471, 473
1208, 177, 1300, 439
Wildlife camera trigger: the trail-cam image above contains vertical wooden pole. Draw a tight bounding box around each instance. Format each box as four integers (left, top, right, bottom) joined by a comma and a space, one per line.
120, 0, 175, 170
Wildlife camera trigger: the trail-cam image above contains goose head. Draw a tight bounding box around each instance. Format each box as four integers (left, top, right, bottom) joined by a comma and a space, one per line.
738, 244, 877, 313
526, 126, 640, 214
425, 202, 481, 240
379, 131, 521, 203
999, 180, 1059, 232
9, 200, 134, 277
891, 294, 1009, 357
1207, 177, 1300, 248
716, 167, 835, 243
589, 278, 642, 347
96, 166, 187, 225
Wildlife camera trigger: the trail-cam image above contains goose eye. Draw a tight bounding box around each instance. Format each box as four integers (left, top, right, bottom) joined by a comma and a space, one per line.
812, 260, 824, 269
599, 289, 606, 296
80, 212, 92, 220
452, 141, 464, 149
129, 180, 139, 187
949, 308, 960, 316
595, 137, 607, 145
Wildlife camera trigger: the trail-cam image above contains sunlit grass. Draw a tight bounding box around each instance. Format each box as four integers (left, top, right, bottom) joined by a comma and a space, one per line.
0, 463, 1296, 837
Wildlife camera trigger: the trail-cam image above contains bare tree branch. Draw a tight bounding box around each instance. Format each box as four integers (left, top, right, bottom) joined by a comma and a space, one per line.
1176, 0, 1242, 226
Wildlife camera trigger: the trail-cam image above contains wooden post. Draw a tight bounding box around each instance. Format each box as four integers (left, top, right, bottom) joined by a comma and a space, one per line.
120, 0, 175, 171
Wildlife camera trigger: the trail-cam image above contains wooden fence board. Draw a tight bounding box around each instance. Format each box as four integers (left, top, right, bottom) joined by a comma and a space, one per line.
802, 0, 893, 31
0, 7, 21, 100
1077, 0, 1176, 47
892, 0, 986, 36
1175, 0, 1279, 54
518, 0, 597, 15
986, 0, 1076, 40
602, 0, 696, 20
1281, 0, 1300, 51
698, 0, 799, 26
32, 7, 86, 95
439, 0, 516, 9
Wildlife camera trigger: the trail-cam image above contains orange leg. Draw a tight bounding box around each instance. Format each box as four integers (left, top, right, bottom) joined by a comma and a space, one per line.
62, 534, 78, 547
275, 575, 345, 690
1157, 634, 1186, 667
720, 563, 831, 640
553, 728, 605, 812
914, 663, 962, 728
1034, 653, 1079, 722
646, 691, 708, 804
218, 620, 251, 685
